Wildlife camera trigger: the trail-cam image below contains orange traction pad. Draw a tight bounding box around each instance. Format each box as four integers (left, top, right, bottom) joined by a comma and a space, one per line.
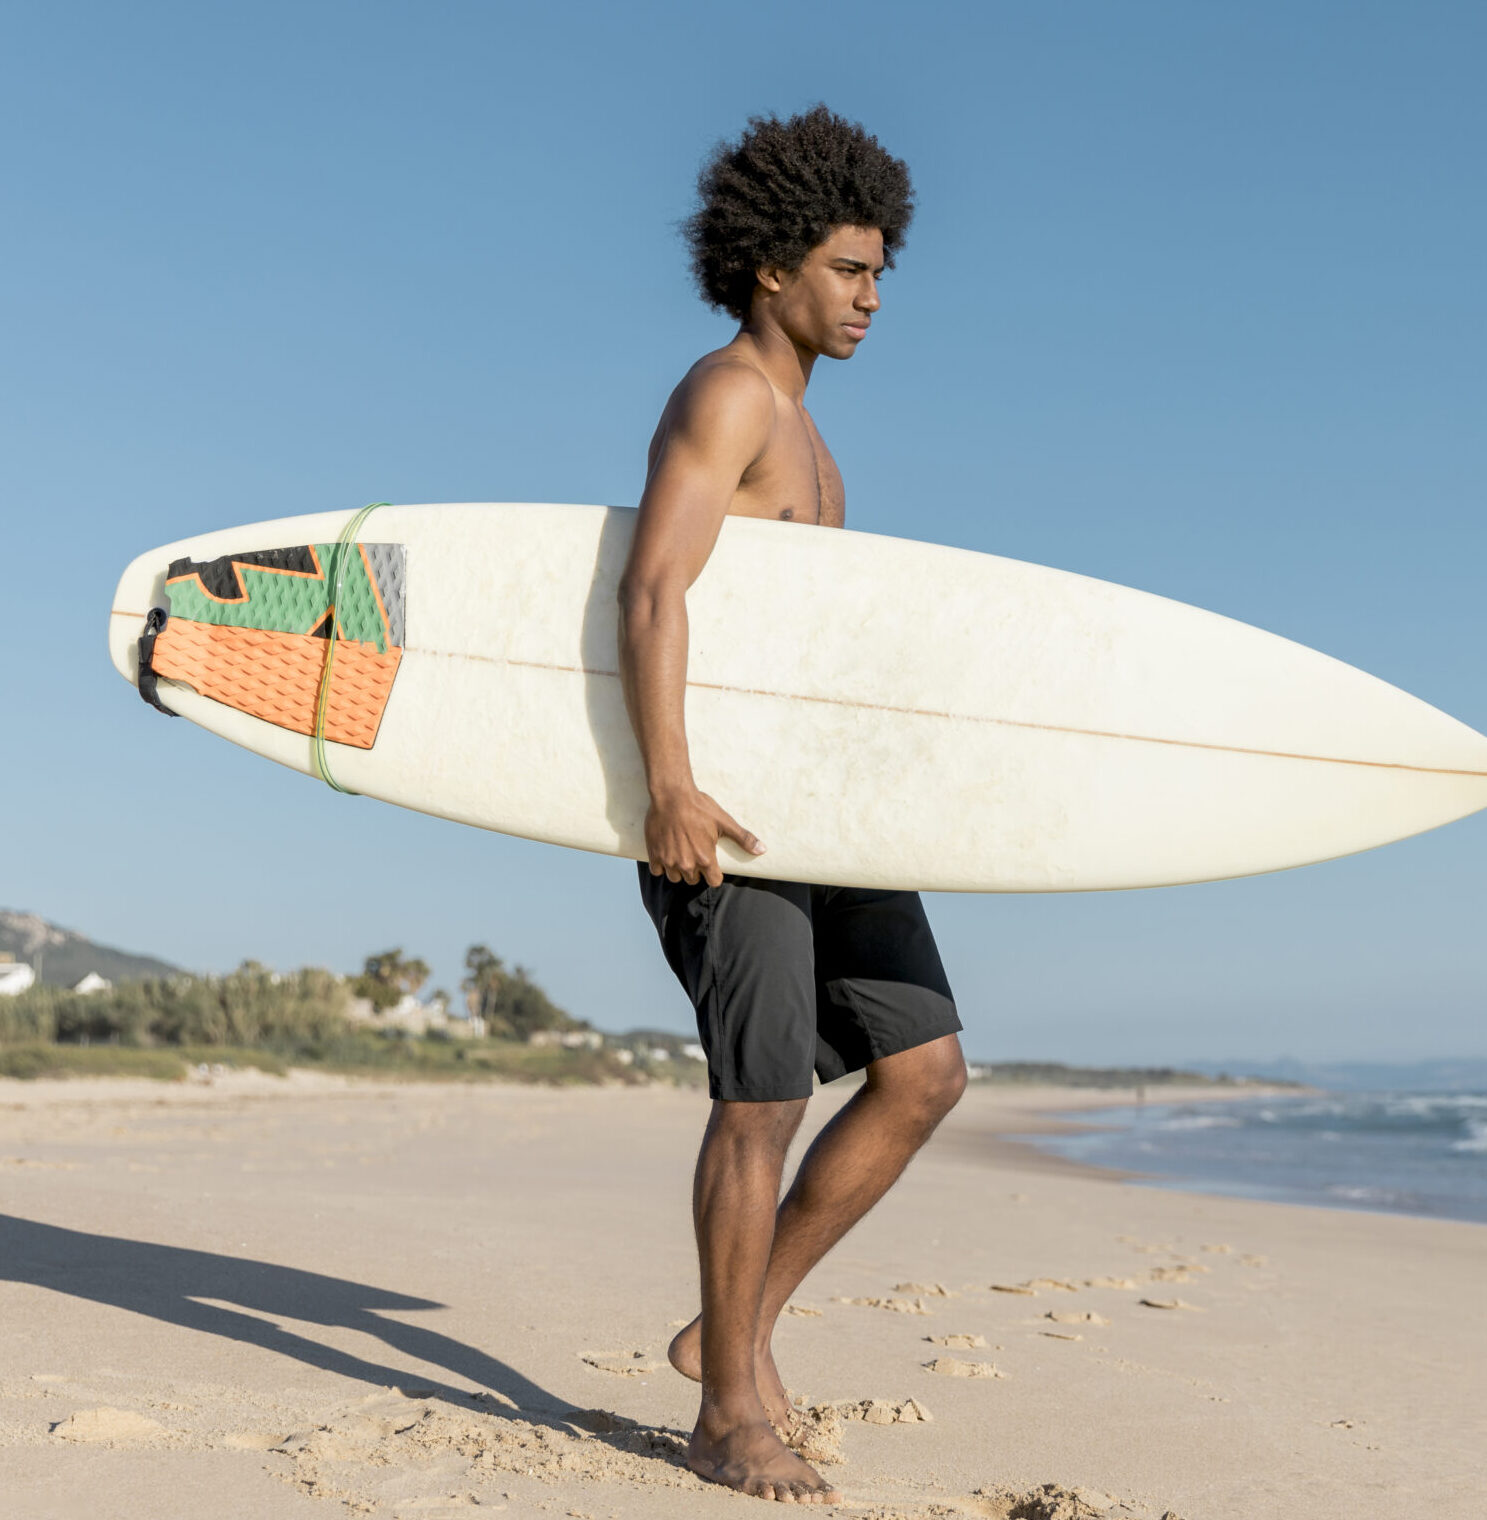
151, 619, 402, 749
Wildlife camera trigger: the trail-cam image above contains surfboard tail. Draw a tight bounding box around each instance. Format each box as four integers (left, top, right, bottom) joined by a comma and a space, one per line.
110, 531, 408, 749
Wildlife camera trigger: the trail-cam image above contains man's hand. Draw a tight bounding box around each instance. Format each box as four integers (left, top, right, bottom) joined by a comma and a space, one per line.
646, 785, 765, 887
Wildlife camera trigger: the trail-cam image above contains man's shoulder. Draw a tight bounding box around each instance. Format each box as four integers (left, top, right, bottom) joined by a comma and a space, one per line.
675, 349, 776, 413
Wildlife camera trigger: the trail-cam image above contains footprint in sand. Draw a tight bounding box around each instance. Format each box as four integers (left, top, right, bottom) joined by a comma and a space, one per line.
894, 1281, 956, 1297
990, 1283, 1037, 1296
1138, 1297, 1201, 1311
924, 1333, 988, 1349
567, 1407, 638, 1434
1025, 1278, 1081, 1292
222, 1429, 291, 1451
1038, 1331, 1083, 1341
1046, 1311, 1109, 1326
971, 1480, 1157, 1518
579, 1350, 665, 1375
1084, 1276, 1140, 1290
783, 1303, 823, 1317
923, 1357, 1006, 1378
786, 1396, 933, 1463
836, 1396, 934, 1424
1200, 1243, 1233, 1254
834, 1295, 933, 1315
51, 1407, 164, 1443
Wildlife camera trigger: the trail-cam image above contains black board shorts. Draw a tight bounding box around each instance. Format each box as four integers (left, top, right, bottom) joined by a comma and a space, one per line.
637, 866, 962, 1102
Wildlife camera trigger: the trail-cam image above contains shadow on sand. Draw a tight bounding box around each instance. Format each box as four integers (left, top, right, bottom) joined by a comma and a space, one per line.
1, 1214, 588, 1421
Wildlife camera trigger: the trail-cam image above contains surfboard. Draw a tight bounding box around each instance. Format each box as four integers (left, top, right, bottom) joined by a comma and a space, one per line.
107, 503, 1487, 892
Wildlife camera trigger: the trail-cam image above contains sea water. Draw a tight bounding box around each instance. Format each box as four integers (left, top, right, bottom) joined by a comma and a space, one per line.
1021, 1092, 1487, 1224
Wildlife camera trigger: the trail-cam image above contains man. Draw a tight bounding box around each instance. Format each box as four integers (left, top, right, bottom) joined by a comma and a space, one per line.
617, 106, 968, 1505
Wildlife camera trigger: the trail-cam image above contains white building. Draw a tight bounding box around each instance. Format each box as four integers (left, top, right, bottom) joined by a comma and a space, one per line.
526, 1028, 604, 1050
71, 972, 112, 995
345, 992, 485, 1039
0, 958, 36, 997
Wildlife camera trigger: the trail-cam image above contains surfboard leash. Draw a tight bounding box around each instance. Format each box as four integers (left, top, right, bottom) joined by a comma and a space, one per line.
310, 501, 390, 795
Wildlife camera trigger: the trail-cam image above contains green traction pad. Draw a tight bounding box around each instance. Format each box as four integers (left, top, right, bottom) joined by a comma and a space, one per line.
164, 543, 406, 652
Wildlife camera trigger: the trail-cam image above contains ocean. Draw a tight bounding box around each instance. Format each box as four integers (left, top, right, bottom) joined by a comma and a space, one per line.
1020, 1091, 1487, 1225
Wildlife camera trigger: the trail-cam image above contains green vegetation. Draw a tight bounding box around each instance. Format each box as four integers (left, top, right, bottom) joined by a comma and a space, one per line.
461, 945, 575, 1040
0, 1044, 289, 1081
0, 963, 352, 1050
350, 949, 431, 1011
0, 952, 703, 1088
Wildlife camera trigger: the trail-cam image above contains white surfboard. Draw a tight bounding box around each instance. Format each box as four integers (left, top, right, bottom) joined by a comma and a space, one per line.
107, 503, 1487, 892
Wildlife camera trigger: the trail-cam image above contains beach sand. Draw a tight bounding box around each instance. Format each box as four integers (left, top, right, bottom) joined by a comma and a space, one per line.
0, 1072, 1480, 1519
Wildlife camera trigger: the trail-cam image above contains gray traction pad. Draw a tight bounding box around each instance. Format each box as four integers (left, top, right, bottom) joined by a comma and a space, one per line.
363, 543, 407, 647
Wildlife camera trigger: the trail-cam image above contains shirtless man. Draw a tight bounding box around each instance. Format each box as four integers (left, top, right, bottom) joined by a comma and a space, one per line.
617, 107, 968, 1505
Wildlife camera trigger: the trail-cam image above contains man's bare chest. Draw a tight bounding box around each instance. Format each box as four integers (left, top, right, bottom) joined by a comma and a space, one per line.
737, 413, 845, 527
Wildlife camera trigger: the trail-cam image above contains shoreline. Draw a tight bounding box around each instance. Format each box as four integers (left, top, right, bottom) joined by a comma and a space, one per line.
923, 1080, 1306, 1186
979, 1083, 1487, 1230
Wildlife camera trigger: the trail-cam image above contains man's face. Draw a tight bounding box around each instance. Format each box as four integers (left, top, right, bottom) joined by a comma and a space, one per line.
760, 225, 885, 360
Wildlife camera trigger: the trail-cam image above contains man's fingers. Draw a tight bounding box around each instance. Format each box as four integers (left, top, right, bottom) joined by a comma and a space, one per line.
665, 866, 681, 884
703, 862, 724, 889
716, 810, 766, 856
648, 859, 663, 877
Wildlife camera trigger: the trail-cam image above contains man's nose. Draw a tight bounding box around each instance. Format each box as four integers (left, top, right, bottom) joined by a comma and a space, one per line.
857, 277, 880, 312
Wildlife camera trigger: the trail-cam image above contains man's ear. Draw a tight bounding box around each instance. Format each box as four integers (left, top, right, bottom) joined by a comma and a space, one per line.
755, 264, 785, 295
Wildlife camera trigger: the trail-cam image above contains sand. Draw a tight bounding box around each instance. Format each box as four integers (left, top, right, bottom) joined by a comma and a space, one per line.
0, 1073, 1481, 1519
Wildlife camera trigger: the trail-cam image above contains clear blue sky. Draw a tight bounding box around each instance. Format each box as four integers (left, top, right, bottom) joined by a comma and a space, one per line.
3, 2, 1483, 1065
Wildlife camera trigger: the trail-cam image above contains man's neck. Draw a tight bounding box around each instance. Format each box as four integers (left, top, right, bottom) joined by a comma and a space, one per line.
733, 320, 815, 401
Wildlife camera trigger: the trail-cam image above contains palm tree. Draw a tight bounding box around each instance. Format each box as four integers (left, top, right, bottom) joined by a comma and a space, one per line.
353, 949, 430, 1011
462, 945, 511, 1036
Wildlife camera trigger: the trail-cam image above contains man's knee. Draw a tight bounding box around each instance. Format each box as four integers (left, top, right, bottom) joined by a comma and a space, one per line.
921, 1045, 968, 1121
708, 1095, 809, 1155
868, 1036, 967, 1127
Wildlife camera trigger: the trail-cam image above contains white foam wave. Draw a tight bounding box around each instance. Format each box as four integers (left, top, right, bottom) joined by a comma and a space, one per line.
1155, 1113, 1241, 1131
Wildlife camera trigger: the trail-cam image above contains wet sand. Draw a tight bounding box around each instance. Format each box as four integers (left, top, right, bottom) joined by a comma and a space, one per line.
1, 1073, 1481, 1518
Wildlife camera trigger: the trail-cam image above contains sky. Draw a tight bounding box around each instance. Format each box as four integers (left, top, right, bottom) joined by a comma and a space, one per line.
2, 1, 1483, 1066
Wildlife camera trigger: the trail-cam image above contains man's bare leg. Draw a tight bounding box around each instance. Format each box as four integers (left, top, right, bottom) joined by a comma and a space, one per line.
685, 1095, 844, 1504
671, 1035, 967, 1425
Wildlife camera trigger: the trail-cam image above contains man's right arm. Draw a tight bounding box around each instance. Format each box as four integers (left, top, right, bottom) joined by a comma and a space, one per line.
617, 365, 772, 887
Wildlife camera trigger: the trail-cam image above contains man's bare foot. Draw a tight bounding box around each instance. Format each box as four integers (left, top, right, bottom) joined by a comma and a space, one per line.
669, 1315, 797, 1432
688, 1410, 842, 1504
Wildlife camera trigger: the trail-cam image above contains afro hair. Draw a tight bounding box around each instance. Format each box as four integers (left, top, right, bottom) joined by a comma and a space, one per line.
684, 105, 915, 323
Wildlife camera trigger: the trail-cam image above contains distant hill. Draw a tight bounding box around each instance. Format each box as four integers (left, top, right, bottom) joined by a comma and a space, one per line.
0, 911, 181, 988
